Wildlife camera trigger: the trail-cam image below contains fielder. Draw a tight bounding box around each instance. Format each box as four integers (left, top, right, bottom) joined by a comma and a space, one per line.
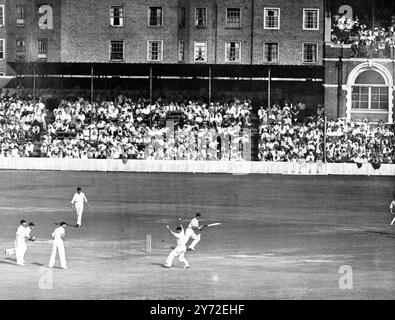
390, 194, 395, 226
15, 220, 28, 266
71, 187, 89, 227
164, 219, 190, 269
185, 212, 202, 251
15, 221, 36, 266
49, 222, 68, 269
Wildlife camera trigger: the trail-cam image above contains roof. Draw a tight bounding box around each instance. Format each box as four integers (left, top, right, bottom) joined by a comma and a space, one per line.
8, 62, 324, 79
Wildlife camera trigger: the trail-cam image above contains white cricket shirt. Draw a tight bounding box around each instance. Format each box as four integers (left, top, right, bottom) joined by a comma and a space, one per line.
188, 218, 199, 229
71, 192, 88, 204
52, 226, 65, 242
173, 231, 187, 247
16, 225, 26, 241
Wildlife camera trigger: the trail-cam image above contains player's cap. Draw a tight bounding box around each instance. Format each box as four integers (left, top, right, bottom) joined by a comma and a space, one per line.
77, 187, 82, 191
196, 212, 201, 217
176, 227, 182, 231
20, 219, 26, 224
60, 222, 67, 226
28, 222, 35, 227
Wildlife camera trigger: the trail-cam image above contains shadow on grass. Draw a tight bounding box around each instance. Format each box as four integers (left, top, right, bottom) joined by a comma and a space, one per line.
0, 259, 16, 265
364, 230, 395, 239
4, 257, 16, 262
31, 262, 45, 267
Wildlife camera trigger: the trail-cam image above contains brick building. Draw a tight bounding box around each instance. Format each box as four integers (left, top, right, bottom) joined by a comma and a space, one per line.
0, 0, 325, 107
1, 0, 324, 67
324, 0, 395, 123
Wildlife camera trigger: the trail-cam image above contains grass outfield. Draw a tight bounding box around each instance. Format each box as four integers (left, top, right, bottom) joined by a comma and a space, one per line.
0, 170, 394, 299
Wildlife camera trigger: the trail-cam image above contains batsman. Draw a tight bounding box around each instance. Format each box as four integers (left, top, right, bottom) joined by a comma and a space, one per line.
185, 212, 202, 251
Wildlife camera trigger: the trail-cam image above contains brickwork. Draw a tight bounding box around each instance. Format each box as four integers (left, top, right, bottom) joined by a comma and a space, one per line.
2, 0, 324, 67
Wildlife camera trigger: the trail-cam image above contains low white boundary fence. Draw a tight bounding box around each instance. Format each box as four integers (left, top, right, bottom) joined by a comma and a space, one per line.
0, 158, 394, 176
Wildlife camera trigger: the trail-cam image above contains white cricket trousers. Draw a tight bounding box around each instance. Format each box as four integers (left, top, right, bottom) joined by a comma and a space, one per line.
75, 203, 84, 225
49, 240, 67, 268
15, 239, 27, 265
165, 245, 189, 267
185, 228, 201, 249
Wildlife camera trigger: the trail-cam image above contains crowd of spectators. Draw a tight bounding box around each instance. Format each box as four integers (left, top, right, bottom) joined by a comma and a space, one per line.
326, 119, 395, 164
257, 103, 395, 164
258, 103, 324, 162
40, 96, 252, 160
0, 95, 47, 157
0, 94, 394, 163
331, 14, 395, 58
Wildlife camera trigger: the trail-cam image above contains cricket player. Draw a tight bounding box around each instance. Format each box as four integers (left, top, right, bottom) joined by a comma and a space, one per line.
185, 212, 202, 251
164, 219, 190, 269
71, 187, 89, 227
390, 194, 395, 226
49, 222, 68, 269
15, 220, 27, 266
24, 222, 36, 262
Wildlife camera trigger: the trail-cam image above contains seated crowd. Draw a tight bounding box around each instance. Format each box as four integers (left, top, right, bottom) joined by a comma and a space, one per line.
257, 103, 395, 164
40, 96, 252, 160
0, 94, 394, 163
331, 15, 395, 58
0, 95, 47, 157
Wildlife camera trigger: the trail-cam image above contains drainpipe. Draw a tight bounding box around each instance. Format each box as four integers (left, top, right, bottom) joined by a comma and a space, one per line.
214, 3, 218, 64
250, 0, 254, 64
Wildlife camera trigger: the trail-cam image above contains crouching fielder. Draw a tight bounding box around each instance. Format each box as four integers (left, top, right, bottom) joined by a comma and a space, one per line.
49, 222, 68, 269
71, 187, 89, 228
164, 219, 190, 269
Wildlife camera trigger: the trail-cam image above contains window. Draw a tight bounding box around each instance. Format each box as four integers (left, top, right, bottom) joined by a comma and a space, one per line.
264, 8, 280, 30
303, 9, 319, 30
148, 7, 163, 26
147, 40, 163, 61
303, 43, 317, 63
0, 5, 4, 27
352, 71, 389, 111
16, 39, 26, 57
194, 42, 207, 62
226, 8, 241, 28
110, 40, 124, 61
178, 41, 185, 61
195, 7, 207, 28
16, 6, 25, 25
38, 39, 47, 59
0, 39, 4, 59
179, 7, 186, 27
264, 43, 279, 62
225, 42, 241, 62
110, 6, 124, 27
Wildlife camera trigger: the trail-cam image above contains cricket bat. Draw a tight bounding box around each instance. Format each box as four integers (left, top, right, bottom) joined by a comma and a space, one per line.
201, 222, 222, 229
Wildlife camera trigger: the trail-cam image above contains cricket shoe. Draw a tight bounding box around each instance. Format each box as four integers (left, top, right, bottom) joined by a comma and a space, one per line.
184, 265, 190, 269
163, 264, 172, 268
188, 247, 196, 251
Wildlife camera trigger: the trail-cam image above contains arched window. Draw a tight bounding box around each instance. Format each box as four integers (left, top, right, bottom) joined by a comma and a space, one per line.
351, 70, 388, 110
